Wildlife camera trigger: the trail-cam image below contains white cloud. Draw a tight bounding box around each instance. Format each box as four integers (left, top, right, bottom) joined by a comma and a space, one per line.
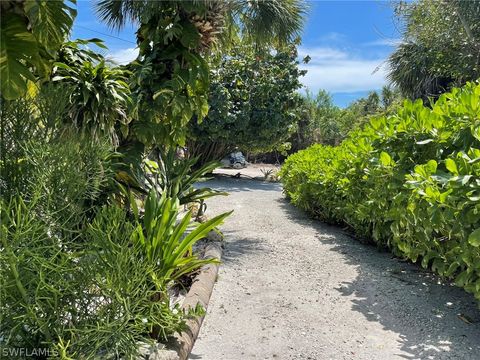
363, 38, 402, 47
298, 46, 348, 61
107, 47, 139, 64
317, 32, 348, 43
299, 46, 388, 93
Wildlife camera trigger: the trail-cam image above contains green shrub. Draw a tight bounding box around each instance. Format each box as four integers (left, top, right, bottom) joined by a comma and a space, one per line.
0, 198, 159, 358
0, 191, 230, 358
281, 82, 480, 300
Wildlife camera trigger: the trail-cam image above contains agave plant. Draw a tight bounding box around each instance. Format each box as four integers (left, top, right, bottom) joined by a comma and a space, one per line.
142, 147, 227, 205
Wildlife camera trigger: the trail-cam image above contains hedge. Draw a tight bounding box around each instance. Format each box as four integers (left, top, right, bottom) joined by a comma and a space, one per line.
281, 82, 480, 300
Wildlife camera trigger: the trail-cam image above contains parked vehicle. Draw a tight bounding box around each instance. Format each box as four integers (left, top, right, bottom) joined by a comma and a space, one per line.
221, 151, 248, 168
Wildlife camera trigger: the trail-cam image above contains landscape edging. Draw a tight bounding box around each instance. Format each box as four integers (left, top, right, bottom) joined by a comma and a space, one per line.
171, 229, 224, 360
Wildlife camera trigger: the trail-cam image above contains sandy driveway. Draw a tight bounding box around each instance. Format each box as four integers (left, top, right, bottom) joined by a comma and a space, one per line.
191, 176, 480, 360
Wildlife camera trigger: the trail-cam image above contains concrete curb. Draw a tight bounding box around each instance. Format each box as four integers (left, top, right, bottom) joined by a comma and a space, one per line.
172, 230, 224, 360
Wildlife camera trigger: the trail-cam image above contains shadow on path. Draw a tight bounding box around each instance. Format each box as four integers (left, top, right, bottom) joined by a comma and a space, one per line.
203, 176, 282, 193
277, 197, 480, 359
220, 230, 267, 264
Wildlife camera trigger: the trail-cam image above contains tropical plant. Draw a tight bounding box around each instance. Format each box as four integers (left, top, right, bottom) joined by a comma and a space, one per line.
52, 60, 131, 143
260, 168, 274, 180
291, 90, 342, 150
0, 86, 126, 354
380, 85, 400, 110
141, 148, 227, 205
96, 0, 306, 48
388, 0, 480, 100
1, 2, 237, 356
0, 196, 213, 358
260, 167, 280, 182
289, 86, 402, 153
95, 0, 306, 147
0, 85, 117, 220
0, 0, 77, 99
281, 81, 480, 301
130, 190, 231, 284
85, 198, 226, 344
57, 38, 107, 65
1, 195, 84, 355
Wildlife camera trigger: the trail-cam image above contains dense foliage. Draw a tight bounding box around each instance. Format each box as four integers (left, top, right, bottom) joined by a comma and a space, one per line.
0, 86, 229, 357
388, 0, 480, 100
0, 1, 311, 358
96, 0, 306, 147
1, 0, 309, 356
0, 0, 76, 99
292, 90, 342, 149
188, 44, 305, 161
281, 82, 480, 300
52, 52, 131, 142
288, 86, 402, 154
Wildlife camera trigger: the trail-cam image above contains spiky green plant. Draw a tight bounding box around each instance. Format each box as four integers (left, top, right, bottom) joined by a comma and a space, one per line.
52, 60, 131, 144
130, 189, 231, 284
141, 148, 227, 206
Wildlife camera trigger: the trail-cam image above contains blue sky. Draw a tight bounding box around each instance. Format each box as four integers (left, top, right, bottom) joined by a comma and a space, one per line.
71, 0, 400, 107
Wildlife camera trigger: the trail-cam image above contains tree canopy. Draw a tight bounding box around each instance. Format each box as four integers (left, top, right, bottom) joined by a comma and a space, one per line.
188, 43, 306, 160
388, 0, 480, 100
95, 0, 307, 147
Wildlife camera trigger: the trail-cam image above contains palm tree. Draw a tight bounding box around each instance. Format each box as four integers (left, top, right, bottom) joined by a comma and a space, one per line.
387, 0, 480, 101
94, 0, 307, 147
95, 0, 307, 50
387, 42, 452, 101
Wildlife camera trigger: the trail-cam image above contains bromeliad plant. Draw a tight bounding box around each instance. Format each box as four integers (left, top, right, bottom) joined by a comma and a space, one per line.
127, 188, 232, 339
130, 189, 231, 285
114, 146, 227, 219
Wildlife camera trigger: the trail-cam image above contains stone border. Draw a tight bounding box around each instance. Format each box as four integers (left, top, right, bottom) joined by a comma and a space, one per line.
171, 230, 224, 360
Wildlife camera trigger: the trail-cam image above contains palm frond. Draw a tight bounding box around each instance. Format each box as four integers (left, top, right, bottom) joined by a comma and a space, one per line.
232, 0, 307, 45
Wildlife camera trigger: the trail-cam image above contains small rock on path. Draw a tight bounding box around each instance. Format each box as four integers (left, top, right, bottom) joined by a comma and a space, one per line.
191, 177, 480, 360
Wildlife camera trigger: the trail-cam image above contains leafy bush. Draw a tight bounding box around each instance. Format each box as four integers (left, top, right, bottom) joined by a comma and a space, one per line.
0, 198, 155, 358
0, 86, 118, 227
188, 43, 305, 161
281, 82, 480, 300
0, 0, 76, 99
52, 59, 131, 143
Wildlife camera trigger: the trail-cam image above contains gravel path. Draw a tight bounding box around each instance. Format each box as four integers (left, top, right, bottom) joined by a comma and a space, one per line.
191, 177, 480, 360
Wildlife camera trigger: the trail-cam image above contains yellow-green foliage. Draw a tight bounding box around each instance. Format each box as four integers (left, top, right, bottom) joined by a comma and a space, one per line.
281, 82, 480, 300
